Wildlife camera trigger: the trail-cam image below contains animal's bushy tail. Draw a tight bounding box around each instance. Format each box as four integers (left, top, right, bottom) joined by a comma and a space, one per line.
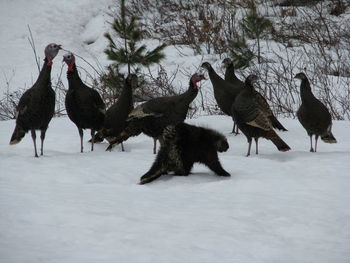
10, 124, 26, 145
268, 130, 291, 152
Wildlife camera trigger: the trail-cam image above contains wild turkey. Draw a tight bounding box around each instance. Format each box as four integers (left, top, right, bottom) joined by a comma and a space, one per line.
294, 72, 337, 152
231, 74, 291, 156
97, 74, 137, 151
63, 53, 105, 152
223, 58, 287, 132
222, 58, 245, 134
106, 73, 206, 153
201, 61, 243, 134
10, 43, 61, 157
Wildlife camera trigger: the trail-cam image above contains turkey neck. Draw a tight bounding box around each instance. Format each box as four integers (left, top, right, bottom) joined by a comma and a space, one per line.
299, 78, 317, 104
120, 80, 134, 103
35, 57, 52, 88
207, 65, 222, 84
180, 80, 199, 104
66, 63, 84, 88
244, 80, 255, 96
225, 64, 240, 82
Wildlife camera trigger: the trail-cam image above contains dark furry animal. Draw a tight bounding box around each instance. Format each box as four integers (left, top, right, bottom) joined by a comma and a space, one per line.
231, 74, 291, 156
106, 73, 206, 153
63, 53, 105, 152
10, 43, 61, 157
295, 72, 337, 152
140, 123, 230, 184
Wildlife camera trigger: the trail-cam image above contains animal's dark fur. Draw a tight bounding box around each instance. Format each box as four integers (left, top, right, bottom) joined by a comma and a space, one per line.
140, 123, 230, 184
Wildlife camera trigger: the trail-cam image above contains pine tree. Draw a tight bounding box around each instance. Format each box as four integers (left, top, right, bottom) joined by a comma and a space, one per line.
229, 38, 255, 69
104, 0, 166, 74
239, 7, 273, 64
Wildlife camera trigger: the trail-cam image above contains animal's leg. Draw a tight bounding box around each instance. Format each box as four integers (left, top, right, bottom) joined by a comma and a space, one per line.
254, 137, 259, 155
246, 138, 252, 157
309, 135, 314, 152
31, 129, 38, 158
231, 122, 236, 134
174, 168, 189, 176
206, 157, 230, 177
78, 128, 84, 153
235, 124, 239, 135
90, 129, 95, 151
121, 142, 125, 152
153, 138, 157, 154
231, 121, 239, 135
315, 135, 319, 152
40, 129, 46, 156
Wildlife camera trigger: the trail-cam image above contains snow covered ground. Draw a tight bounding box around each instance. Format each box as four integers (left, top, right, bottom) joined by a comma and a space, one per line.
1, 116, 350, 263
0, 0, 113, 93
1, 0, 350, 262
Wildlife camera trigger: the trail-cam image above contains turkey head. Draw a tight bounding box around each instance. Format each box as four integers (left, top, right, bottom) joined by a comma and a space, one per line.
44, 43, 61, 66
190, 73, 206, 89
63, 53, 75, 72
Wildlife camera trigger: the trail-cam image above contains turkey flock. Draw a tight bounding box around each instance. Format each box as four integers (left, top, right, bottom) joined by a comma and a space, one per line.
9, 43, 338, 184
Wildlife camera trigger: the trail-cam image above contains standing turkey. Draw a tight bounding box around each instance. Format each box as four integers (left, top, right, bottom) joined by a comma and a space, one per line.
294, 72, 337, 152
201, 62, 243, 134
223, 58, 287, 132
10, 43, 61, 157
222, 58, 245, 134
97, 74, 137, 151
106, 73, 206, 153
63, 53, 105, 152
231, 74, 291, 156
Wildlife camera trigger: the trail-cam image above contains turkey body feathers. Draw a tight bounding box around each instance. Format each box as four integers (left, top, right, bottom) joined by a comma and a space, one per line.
106, 74, 204, 150
204, 63, 242, 116
102, 81, 134, 139
65, 65, 105, 131
122, 90, 198, 142
295, 73, 336, 150
232, 75, 290, 156
10, 58, 55, 145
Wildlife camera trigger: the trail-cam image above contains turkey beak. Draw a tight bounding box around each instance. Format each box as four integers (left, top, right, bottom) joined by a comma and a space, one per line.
58, 45, 62, 50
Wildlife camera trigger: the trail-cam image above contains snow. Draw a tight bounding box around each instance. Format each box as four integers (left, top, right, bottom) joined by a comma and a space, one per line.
1, 0, 350, 262
1, 116, 350, 263
0, 0, 113, 92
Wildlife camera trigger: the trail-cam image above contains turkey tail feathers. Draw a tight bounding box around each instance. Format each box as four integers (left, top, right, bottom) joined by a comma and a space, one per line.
321, 132, 337, 143
10, 125, 26, 145
268, 130, 291, 152
270, 117, 288, 131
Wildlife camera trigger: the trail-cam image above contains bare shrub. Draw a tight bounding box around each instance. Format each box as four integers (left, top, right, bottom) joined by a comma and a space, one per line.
128, 0, 245, 55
